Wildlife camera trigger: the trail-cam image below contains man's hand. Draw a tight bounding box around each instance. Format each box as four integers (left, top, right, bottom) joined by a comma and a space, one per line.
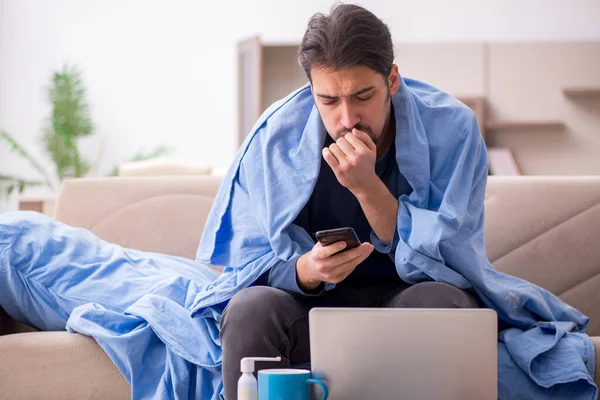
323, 127, 399, 243
296, 240, 374, 291
323, 128, 378, 196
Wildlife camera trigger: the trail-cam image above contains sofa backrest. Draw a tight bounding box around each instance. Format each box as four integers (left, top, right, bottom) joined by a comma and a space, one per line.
484, 176, 600, 335
55, 175, 600, 335
55, 176, 222, 261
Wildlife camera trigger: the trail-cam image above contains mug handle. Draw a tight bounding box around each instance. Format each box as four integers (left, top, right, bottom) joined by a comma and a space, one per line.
307, 378, 328, 400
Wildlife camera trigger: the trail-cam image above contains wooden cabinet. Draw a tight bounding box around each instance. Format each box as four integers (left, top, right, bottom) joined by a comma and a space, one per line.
237, 38, 600, 175
19, 196, 56, 216
237, 38, 309, 147
237, 39, 490, 144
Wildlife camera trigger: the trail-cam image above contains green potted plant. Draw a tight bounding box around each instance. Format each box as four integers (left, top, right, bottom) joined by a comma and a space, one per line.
1, 65, 172, 201
1, 65, 93, 198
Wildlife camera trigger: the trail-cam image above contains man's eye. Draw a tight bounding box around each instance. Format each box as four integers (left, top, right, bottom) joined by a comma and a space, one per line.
323, 100, 337, 106
356, 95, 372, 102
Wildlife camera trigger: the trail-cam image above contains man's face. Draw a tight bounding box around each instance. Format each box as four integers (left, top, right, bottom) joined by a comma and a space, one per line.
310, 64, 400, 144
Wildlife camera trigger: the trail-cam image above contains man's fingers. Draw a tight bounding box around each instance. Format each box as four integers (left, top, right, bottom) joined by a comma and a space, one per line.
316, 240, 347, 259
327, 143, 346, 162
336, 136, 356, 154
348, 243, 374, 264
331, 242, 373, 264
344, 132, 370, 153
352, 128, 376, 151
322, 148, 339, 168
326, 243, 374, 282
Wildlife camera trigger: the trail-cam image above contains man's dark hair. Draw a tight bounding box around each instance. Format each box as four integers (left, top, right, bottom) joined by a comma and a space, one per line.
298, 3, 394, 80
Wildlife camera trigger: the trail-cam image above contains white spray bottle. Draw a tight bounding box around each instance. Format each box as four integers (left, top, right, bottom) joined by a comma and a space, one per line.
238, 356, 282, 400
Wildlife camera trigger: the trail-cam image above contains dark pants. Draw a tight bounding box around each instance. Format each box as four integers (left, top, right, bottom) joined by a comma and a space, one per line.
220, 280, 480, 399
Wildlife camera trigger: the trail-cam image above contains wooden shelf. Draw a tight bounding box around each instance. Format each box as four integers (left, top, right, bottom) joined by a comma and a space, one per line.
485, 120, 565, 131
456, 96, 484, 104
563, 87, 600, 99
488, 147, 521, 176
456, 96, 486, 139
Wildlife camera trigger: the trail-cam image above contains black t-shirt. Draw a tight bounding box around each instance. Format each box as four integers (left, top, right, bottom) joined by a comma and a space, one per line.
291, 133, 413, 287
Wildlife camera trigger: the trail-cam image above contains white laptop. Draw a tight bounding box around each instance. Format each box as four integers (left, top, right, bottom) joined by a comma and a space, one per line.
309, 308, 497, 400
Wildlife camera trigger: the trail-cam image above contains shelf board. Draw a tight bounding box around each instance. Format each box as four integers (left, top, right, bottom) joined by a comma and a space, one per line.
456, 96, 485, 105
485, 121, 565, 131
563, 87, 600, 99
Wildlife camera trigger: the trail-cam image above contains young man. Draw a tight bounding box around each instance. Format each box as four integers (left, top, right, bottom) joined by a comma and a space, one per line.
218, 4, 483, 398
0, 4, 594, 400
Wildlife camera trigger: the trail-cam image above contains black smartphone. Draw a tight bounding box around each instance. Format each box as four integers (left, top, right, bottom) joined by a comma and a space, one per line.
314, 227, 361, 250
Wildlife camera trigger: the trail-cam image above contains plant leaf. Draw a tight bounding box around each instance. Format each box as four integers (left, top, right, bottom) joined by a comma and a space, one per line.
43, 64, 94, 181
109, 145, 174, 176
0, 176, 44, 198
0, 131, 55, 190
130, 145, 173, 162
0, 175, 44, 188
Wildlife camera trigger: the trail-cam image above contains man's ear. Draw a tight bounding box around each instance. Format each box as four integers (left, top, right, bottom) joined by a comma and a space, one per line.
388, 65, 400, 96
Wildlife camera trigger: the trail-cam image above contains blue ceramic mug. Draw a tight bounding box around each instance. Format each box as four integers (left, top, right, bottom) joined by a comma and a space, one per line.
258, 368, 328, 400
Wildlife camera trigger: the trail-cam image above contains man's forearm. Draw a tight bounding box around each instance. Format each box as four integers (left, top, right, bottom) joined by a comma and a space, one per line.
353, 178, 398, 243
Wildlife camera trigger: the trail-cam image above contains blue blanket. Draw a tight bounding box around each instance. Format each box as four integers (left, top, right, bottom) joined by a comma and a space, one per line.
0, 77, 596, 399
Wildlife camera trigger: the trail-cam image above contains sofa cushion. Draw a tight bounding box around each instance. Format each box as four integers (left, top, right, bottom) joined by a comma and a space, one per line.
0, 332, 129, 400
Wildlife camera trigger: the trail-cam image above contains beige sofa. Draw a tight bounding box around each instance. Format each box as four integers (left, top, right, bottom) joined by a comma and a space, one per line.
1, 175, 600, 399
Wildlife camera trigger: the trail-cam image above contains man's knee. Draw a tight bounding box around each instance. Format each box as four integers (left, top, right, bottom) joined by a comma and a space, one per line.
390, 282, 479, 309
221, 286, 300, 339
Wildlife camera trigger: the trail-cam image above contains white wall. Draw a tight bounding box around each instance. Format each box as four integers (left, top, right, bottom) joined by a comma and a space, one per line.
1, 0, 599, 212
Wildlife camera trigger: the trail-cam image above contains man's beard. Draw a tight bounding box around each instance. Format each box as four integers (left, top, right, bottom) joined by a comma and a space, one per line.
335, 124, 376, 140
335, 95, 392, 145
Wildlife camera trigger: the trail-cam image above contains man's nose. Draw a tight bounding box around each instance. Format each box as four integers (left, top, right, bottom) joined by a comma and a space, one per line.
340, 104, 360, 131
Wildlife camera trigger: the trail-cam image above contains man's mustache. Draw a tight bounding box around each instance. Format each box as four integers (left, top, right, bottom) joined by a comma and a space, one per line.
336, 124, 375, 136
